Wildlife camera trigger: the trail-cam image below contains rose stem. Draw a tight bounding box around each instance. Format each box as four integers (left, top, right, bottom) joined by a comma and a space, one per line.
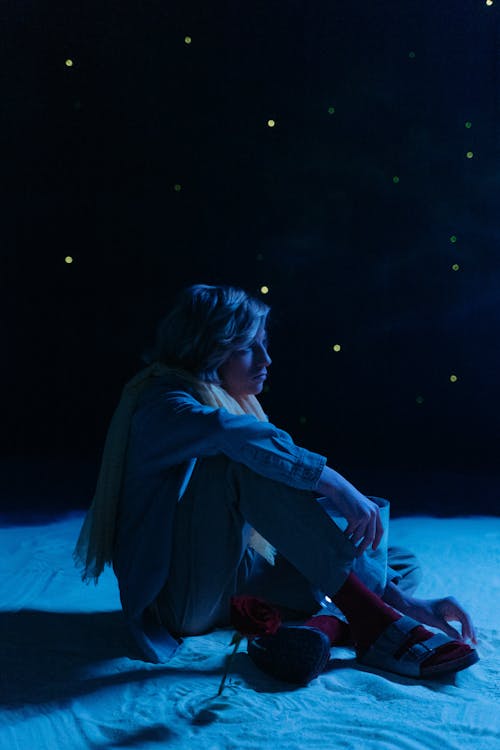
216, 634, 243, 697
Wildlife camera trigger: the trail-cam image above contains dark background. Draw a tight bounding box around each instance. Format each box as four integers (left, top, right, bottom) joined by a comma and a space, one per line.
2, 1, 499, 518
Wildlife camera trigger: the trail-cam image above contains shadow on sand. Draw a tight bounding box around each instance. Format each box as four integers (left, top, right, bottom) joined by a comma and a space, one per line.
0, 609, 223, 709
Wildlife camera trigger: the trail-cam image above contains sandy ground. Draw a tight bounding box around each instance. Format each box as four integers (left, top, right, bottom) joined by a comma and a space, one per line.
0, 513, 498, 750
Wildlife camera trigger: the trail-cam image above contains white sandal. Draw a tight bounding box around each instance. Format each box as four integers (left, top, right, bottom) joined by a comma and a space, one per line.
357, 614, 479, 678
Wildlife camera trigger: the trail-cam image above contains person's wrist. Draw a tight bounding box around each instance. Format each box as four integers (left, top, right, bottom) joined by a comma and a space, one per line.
317, 467, 342, 499
401, 596, 428, 620
382, 581, 415, 615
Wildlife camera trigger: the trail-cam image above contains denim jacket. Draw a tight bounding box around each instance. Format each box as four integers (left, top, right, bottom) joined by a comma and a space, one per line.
112, 373, 327, 663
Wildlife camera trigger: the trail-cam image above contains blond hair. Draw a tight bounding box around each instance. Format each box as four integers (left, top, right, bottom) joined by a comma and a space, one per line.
141, 284, 270, 382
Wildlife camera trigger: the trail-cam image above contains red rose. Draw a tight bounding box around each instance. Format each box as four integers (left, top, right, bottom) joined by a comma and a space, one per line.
216, 596, 282, 697
230, 595, 282, 637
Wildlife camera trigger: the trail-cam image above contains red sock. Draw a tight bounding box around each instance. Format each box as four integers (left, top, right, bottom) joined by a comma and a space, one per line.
332, 572, 472, 667
303, 614, 353, 646
332, 572, 403, 654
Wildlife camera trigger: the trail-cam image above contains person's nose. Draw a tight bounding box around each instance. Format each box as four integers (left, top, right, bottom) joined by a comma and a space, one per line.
256, 344, 272, 368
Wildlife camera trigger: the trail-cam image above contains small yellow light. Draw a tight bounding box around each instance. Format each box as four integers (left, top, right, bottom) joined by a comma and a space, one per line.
466, 151, 474, 159
65, 59, 74, 67
416, 395, 424, 404
184, 35, 192, 44
65, 256, 74, 264
465, 121, 472, 129
450, 374, 458, 383
173, 184, 182, 192
267, 119, 276, 128
260, 285, 269, 295
452, 263, 460, 271
393, 176, 400, 184
450, 235, 457, 243
332, 344, 341, 352
486, 0, 493, 6
327, 106, 335, 115
408, 51, 416, 59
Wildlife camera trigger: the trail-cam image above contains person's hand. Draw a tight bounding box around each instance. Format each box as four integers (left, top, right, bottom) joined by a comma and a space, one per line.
316, 465, 383, 555
405, 595, 478, 644
331, 488, 384, 556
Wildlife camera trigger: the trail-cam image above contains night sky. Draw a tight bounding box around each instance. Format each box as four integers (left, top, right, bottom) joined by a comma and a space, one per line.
3, 1, 499, 514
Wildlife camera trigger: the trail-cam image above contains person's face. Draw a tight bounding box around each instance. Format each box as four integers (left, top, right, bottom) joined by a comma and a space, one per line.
218, 326, 272, 398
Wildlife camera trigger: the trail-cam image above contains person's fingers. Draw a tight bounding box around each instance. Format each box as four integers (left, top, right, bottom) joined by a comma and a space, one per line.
457, 615, 472, 641
439, 620, 463, 641
372, 510, 384, 551
351, 523, 367, 546
451, 606, 476, 642
470, 618, 478, 644
344, 521, 357, 538
437, 598, 477, 643
418, 598, 478, 645
357, 516, 375, 556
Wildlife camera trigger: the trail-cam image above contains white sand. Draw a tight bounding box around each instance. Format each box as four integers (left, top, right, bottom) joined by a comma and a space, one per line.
0, 514, 498, 750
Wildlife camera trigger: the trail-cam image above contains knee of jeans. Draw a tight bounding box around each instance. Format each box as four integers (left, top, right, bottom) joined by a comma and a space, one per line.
404, 558, 423, 589
388, 547, 423, 594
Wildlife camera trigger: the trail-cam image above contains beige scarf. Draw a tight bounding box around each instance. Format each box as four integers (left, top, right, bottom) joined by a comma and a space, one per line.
73, 362, 276, 585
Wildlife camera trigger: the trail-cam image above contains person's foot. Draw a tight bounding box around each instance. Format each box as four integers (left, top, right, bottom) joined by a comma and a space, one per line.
247, 625, 331, 685
356, 614, 479, 679
332, 572, 476, 674
379, 622, 474, 670
304, 611, 475, 671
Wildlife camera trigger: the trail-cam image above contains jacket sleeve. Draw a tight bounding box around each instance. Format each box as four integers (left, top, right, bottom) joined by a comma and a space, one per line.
132, 388, 327, 491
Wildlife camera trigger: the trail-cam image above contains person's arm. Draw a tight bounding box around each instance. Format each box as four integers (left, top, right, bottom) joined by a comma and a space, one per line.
133, 388, 326, 491
136, 386, 383, 551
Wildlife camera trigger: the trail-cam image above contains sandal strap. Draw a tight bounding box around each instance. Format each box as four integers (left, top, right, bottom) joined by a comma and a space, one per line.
358, 616, 456, 678
395, 632, 453, 674
366, 614, 422, 654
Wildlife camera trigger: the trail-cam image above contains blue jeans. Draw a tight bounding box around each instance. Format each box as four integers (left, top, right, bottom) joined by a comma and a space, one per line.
155, 455, 421, 636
